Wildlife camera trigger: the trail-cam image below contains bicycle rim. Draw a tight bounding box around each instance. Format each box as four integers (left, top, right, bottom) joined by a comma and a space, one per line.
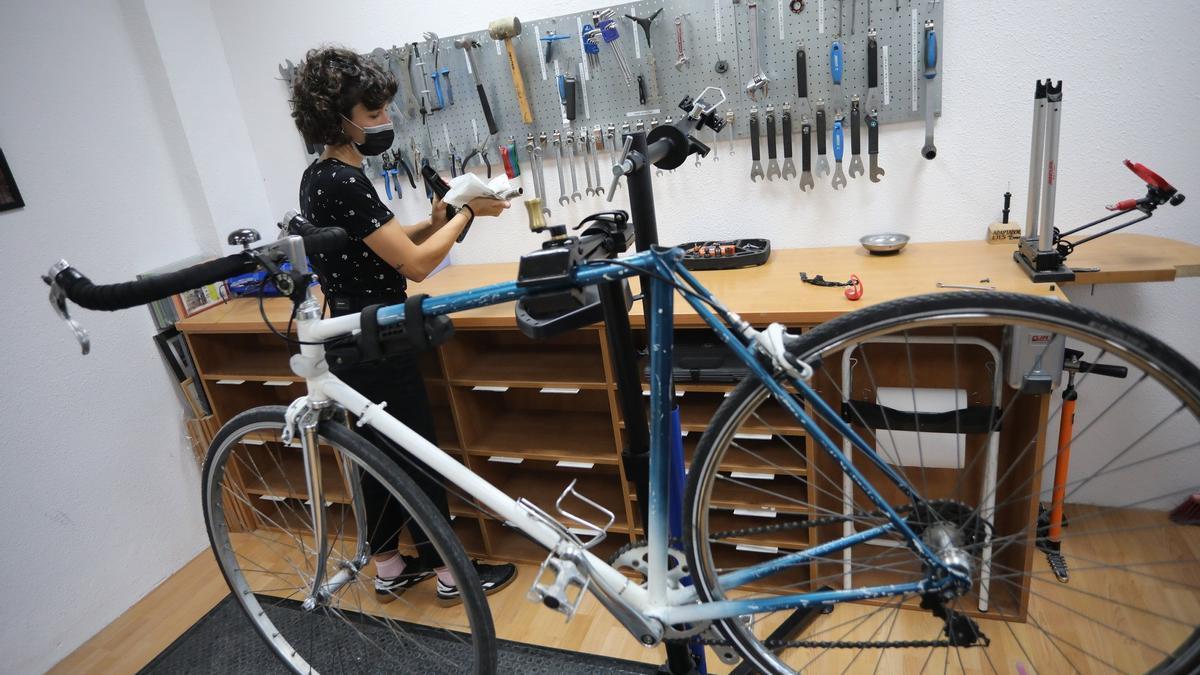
685, 292, 1200, 674
202, 406, 495, 674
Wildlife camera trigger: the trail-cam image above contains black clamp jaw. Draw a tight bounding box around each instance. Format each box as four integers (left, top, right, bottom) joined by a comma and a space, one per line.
646, 90, 728, 171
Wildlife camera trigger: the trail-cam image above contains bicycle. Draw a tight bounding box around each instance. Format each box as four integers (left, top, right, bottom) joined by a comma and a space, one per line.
43, 94, 1200, 674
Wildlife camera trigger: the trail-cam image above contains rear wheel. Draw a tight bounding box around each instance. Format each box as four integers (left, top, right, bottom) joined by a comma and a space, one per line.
685, 292, 1200, 674
202, 405, 497, 674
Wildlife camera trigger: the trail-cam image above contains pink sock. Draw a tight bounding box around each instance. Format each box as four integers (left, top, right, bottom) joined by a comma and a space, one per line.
375, 553, 406, 578
435, 566, 455, 586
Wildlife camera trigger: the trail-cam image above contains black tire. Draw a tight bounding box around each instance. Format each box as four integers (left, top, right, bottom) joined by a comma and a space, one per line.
202, 405, 497, 674
685, 292, 1200, 675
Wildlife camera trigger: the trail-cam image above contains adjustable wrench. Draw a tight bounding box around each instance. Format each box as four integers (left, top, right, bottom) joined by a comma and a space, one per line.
582, 128, 597, 197
765, 106, 780, 181
848, 97, 864, 178
749, 108, 764, 182
745, 2, 769, 100
566, 132, 581, 202
831, 115, 847, 190
553, 131, 569, 206
590, 127, 605, 197
798, 115, 815, 191
921, 20, 938, 160
815, 104, 830, 176
781, 105, 796, 180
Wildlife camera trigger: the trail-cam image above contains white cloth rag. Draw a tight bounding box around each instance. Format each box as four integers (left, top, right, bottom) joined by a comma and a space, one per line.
444, 173, 518, 208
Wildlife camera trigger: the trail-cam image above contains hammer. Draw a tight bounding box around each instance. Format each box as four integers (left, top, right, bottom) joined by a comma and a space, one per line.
488, 16, 534, 124
454, 37, 499, 136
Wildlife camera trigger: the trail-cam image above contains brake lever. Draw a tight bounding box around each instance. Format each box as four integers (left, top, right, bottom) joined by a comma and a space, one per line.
42, 260, 91, 355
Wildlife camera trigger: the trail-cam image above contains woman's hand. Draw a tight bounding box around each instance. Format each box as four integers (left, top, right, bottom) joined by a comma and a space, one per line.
467, 197, 511, 218
430, 196, 449, 229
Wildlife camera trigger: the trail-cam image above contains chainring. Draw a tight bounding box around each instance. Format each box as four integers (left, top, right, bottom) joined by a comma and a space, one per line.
608, 541, 711, 639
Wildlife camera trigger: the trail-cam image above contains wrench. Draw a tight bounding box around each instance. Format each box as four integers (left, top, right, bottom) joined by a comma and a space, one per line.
868, 110, 885, 183
581, 129, 598, 197
553, 131, 569, 206
535, 134, 551, 217
781, 105, 796, 180
799, 116, 815, 192
765, 106, 780, 181
566, 132, 581, 202
921, 20, 938, 160
865, 30, 885, 182
674, 15, 690, 70
749, 109, 764, 182
815, 104, 830, 176
831, 115, 847, 190
937, 282, 996, 291
725, 111, 736, 156
745, 2, 770, 100
848, 97, 864, 178
589, 127, 605, 196
711, 125, 720, 161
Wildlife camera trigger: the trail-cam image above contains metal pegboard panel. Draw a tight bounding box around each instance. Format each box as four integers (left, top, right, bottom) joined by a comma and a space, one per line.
283, 0, 942, 164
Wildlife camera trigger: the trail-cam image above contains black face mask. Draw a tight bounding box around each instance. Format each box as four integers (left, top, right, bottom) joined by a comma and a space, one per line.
343, 116, 394, 156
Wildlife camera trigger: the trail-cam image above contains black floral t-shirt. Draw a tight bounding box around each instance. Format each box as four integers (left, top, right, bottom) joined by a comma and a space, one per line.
299, 158, 406, 298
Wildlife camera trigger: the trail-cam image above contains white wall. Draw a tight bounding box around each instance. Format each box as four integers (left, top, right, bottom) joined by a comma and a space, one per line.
0, 1, 213, 671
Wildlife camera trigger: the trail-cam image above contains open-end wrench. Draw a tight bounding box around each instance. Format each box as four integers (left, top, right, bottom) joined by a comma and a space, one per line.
590, 127, 605, 196
535, 134, 550, 217
865, 30, 885, 182
725, 111, 736, 156
781, 105, 796, 180
799, 115, 814, 191
565, 132, 581, 202
868, 110, 884, 183
815, 104, 830, 176
921, 20, 939, 160
831, 115, 847, 190
674, 15, 690, 70
553, 131, 569, 206
765, 106, 780, 181
848, 97, 864, 178
749, 108, 764, 182
745, 2, 770, 100
582, 132, 596, 196
524, 134, 546, 215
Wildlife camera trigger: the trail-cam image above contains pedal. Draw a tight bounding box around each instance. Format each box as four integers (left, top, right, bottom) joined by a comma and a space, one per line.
527, 551, 591, 621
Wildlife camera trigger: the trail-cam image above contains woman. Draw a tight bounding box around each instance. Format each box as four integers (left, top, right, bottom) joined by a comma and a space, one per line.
290, 46, 515, 605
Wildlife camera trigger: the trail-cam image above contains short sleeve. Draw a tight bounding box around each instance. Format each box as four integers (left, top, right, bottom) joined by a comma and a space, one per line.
329, 167, 395, 240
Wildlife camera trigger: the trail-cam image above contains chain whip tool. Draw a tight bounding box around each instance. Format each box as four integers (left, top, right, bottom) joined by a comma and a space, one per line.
831, 114, 847, 189
848, 97, 864, 178
921, 19, 938, 160
866, 30, 885, 182
781, 104, 796, 180
553, 131, 569, 206
765, 106, 780, 181
815, 104, 830, 176
749, 108, 764, 182
745, 2, 769, 99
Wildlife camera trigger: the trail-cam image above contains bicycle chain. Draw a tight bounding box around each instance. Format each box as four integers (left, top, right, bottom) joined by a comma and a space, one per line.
707, 504, 914, 541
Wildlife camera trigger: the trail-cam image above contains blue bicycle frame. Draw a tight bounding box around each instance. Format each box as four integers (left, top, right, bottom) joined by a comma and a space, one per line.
313, 244, 965, 626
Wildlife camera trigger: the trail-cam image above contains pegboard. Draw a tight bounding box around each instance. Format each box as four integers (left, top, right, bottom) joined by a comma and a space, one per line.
282, 0, 943, 168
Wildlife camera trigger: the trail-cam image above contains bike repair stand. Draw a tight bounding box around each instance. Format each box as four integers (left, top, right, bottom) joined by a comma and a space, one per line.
602, 89, 829, 675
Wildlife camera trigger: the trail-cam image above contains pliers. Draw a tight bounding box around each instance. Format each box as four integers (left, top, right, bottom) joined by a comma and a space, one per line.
395, 150, 416, 191
459, 141, 493, 178
381, 152, 401, 200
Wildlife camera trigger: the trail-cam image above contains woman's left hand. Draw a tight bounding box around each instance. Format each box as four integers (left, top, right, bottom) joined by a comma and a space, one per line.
431, 196, 449, 229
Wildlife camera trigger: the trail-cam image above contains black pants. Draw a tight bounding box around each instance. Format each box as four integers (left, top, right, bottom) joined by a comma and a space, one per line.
330, 297, 448, 569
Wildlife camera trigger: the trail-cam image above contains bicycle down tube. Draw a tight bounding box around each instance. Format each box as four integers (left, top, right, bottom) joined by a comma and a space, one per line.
284, 244, 966, 635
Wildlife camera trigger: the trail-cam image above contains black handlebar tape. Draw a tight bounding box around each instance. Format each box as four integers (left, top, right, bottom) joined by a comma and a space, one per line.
796, 47, 807, 99
749, 113, 761, 161
56, 255, 254, 312
801, 122, 812, 172
816, 108, 827, 154
867, 113, 879, 156
1080, 361, 1129, 379
850, 101, 861, 155
564, 77, 577, 122
766, 112, 777, 160
478, 84, 499, 135
782, 112, 793, 159
867, 38, 878, 90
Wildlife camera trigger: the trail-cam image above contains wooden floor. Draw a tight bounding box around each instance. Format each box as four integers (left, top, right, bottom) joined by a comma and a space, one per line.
51, 506, 1200, 674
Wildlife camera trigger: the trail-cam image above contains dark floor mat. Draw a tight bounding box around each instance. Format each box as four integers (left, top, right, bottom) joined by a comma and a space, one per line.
138, 593, 659, 674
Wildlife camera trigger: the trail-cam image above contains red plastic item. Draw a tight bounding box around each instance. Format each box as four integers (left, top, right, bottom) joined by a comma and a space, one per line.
844, 274, 863, 301
500, 146, 515, 179
1106, 198, 1139, 212
1124, 159, 1174, 192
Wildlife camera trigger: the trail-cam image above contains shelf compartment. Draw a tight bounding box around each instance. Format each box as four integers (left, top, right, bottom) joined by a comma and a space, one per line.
237, 444, 350, 504
682, 434, 808, 476
189, 332, 298, 381
441, 328, 606, 388
452, 387, 618, 465
709, 473, 811, 515
700, 509, 814, 551
256, 497, 355, 538
620, 391, 808, 436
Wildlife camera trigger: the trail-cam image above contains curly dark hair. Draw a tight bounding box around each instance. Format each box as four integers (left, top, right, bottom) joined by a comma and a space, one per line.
291, 46, 398, 146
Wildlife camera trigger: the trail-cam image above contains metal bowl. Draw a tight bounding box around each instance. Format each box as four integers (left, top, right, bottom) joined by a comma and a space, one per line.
860, 233, 910, 255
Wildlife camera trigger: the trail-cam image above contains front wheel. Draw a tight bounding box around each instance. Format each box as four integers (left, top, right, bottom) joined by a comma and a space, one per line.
202, 405, 497, 674
685, 292, 1200, 674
